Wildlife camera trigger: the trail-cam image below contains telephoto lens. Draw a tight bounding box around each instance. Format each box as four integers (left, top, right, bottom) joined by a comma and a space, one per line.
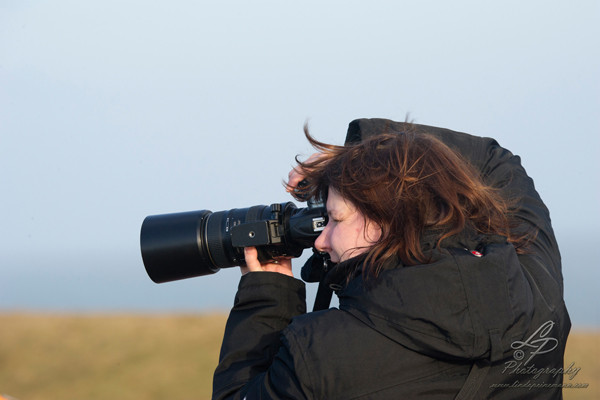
140, 202, 327, 283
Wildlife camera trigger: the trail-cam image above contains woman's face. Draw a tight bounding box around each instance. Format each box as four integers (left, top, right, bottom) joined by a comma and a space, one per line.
314, 188, 381, 263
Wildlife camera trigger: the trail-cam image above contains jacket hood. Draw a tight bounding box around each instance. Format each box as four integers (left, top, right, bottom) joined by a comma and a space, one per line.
334, 232, 534, 362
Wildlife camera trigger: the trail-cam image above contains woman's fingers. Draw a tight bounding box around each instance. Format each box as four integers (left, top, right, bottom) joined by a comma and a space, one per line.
286, 152, 326, 193
243, 247, 262, 273
241, 247, 294, 277
286, 165, 305, 193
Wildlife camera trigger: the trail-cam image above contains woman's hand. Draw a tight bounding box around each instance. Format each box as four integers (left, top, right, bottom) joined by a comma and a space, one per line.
286, 152, 326, 193
241, 247, 294, 277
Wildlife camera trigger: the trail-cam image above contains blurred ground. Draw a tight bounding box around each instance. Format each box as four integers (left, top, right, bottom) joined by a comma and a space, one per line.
0, 313, 597, 399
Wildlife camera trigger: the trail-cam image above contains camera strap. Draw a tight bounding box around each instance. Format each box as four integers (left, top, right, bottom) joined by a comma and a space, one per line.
301, 250, 335, 311
313, 280, 334, 311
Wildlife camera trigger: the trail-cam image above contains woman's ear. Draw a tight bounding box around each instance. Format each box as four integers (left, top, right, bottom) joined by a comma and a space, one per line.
364, 218, 383, 244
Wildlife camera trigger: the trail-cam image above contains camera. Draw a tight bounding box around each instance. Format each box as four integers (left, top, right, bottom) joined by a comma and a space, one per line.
140, 201, 327, 283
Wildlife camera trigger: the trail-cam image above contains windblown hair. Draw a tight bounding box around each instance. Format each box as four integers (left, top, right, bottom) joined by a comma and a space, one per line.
292, 124, 527, 277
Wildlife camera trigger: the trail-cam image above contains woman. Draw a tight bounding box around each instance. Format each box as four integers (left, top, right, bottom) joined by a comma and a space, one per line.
213, 119, 570, 399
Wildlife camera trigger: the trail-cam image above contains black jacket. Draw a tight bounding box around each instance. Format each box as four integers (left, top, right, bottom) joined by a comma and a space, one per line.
213, 119, 570, 399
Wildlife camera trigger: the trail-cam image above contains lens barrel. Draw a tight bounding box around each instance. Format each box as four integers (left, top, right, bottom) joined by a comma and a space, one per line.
140, 210, 216, 283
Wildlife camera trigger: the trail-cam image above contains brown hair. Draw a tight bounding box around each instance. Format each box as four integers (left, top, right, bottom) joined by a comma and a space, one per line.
292, 124, 527, 277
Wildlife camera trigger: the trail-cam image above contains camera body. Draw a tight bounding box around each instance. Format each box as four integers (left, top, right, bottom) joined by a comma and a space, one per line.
140, 201, 327, 283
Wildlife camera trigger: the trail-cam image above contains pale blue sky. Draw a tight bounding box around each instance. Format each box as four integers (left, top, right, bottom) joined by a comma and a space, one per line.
1, 1, 599, 326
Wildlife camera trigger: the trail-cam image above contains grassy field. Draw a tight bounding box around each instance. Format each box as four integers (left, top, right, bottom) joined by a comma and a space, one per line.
0, 313, 597, 399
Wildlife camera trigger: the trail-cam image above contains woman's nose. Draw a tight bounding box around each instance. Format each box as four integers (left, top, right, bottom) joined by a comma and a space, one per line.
314, 227, 330, 253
